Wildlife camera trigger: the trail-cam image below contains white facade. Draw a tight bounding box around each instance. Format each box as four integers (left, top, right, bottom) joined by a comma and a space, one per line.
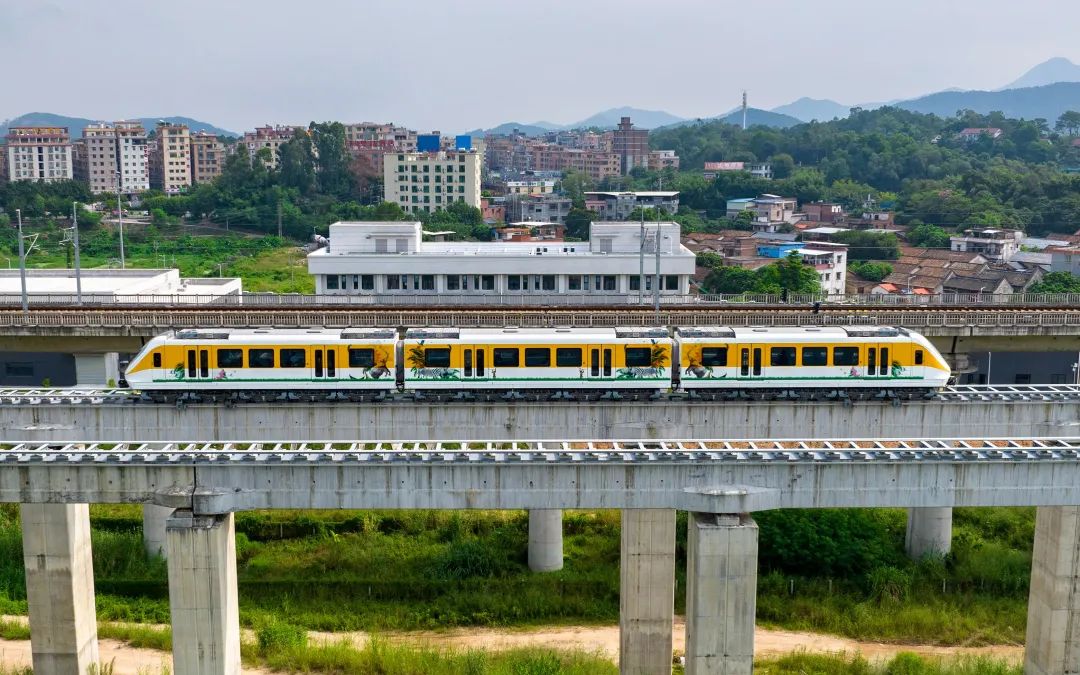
308, 221, 696, 296
0, 269, 242, 302
950, 228, 1022, 262
796, 245, 847, 295
78, 122, 149, 194
383, 150, 482, 214
5, 127, 73, 183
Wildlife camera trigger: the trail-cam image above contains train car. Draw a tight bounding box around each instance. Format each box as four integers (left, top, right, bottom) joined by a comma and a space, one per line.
124, 328, 397, 401
676, 325, 950, 397
401, 327, 673, 397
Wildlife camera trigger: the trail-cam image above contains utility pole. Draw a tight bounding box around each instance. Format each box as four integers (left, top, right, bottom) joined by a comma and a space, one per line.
638, 209, 645, 304
217, 262, 225, 278
277, 199, 283, 238
742, 90, 748, 131
16, 209, 26, 314
116, 171, 125, 269
70, 202, 82, 305
653, 218, 662, 323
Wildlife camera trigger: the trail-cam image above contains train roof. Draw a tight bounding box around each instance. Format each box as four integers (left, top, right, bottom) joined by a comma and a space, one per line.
168, 328, 396, 340
677, 326, 910, 340
405, 327, 671, 341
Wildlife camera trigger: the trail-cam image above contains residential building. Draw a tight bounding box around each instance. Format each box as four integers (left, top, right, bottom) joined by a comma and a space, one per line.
75, 122, 150, 194
647, 150, 680, 171
959, 127, 1003, 141
344, 122, 417, 151
189, 132, 225, 184
1048, 245, 1080, 274
682, 230, 847, 295
241, 125, 300, 168
4, 127, 73, 183
703, 161, 773, 180
383, 149, 482, 214
506, 193, 572, 224
612, 117, 650, 174
495, 222, 566, 242
803, 202, 845, 223
533, 145, 620, 181
583, 191, 680, 220
149, 122, 191, 194
725, 194, 799, 224
481, 197, 506, 224
308, 221, 696, 296
0, 144, 7, 182
949, 228, 1023, 262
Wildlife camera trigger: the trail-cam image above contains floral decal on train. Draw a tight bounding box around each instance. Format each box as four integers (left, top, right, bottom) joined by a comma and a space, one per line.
407, 341, 460, 380
171, 364, 185, 380
891, 360, 904, 377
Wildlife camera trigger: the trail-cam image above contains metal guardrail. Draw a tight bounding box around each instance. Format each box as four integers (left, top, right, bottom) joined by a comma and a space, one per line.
2, 438, 1079, 464
2, 292, 1080, 308
1, 308, 1079, 330
2, 386, 1079, 406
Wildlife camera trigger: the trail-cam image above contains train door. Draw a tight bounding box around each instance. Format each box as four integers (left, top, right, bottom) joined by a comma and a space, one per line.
474, 346, 486, 379
867, 344, 890, 378
186, 349, 197, 379
314, 346, 337, 381
199, 348, 209, 379
738, 345, 763, 379
587, 344, 613, 380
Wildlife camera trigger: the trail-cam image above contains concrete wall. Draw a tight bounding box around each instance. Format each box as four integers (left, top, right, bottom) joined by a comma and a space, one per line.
0, 351, 76, 386
1, 399, 1075, 444
957, 351, 1078, 385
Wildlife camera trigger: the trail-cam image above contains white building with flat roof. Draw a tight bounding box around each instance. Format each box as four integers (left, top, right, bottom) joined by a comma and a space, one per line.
0, 269, 242, 303
307, 221, 696, 297
383, 150, 482, 214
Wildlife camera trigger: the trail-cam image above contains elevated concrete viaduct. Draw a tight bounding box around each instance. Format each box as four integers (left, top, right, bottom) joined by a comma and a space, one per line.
5, 438, 1080, 675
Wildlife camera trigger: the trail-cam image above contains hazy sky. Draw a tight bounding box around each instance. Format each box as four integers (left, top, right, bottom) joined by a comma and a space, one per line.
2, 0, 1078, 133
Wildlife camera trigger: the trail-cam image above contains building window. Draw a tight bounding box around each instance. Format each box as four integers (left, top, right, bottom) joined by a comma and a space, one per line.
481, 275, 495, 290
542, 275, 556, 291
507, 275, 521, 291
326, 275, 339, 290
569, 276, 582, 291
361, 275, 374, 290
420, 275, 435, 291
446, 275, 460, 291
386, 275, 401, 290
602, 275, 616, 291
665, 275, 679, 291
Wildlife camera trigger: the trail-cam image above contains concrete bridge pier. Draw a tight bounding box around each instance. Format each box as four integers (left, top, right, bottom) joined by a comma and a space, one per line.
527, 509, 563, 572
684, 512, 758, 675
142, 504, 171, 558
20, 503, 99, 675
620, 508, 676, 675
167, 511, 241, 675
905, 507, 952, 558
1025, 506, 1080, 675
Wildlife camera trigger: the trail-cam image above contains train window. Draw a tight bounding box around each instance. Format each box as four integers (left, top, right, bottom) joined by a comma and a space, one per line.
603, 349, 613, 377
249, 349, 274, 368
625, 348, 652, 367
880, 348, 889, 376
740, 349, 749, 376
217, 349, 243, 368
802, 347, 828, 367
348, 348, 374, 368
590, 349, 600, 376
464, 350, 472, 377
280, 349, 307, 368
701, 347, 727, 367
915, 350, 924, 365
556, 348, 582, 367
770, 347, 797, 367
424, 348, 451, 368
833, 347, 859, 366
868, 348, 877, 374
152, 352, 161, 368
493, 348, 519, 367
525, 348, 551, 367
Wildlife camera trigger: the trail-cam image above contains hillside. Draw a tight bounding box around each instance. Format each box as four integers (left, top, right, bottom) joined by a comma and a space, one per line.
463, 122, 557, 137
771, 97, 852, 122
568, 106, 686, 130
1003, 57, 1080, 90
896, 82, 1080, 122
0, 112, 237, 138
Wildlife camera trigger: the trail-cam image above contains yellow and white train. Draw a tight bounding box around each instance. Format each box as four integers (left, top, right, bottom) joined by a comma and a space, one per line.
122, 325, 951, 401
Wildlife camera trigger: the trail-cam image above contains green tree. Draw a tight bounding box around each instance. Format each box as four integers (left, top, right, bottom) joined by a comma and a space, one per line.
1056, 111, 1080, 136
702, 265, 757, 294
565, 207, 596, 240
559, 170, 593, 205
770, 153, 795, 179
906, 223, 951, 248
849, 261, 893, 282
831, 231, 899, 260
309, 122, 353, 198
1028, 272, 1080, 293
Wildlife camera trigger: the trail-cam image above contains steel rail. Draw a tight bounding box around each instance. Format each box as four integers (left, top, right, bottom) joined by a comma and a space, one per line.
3, 438, 1080, 465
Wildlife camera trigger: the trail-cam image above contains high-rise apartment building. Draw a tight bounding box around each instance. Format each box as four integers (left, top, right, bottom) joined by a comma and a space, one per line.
149, 122, 191, 194
383, 150, 482, 214
189, 132, 226, 184
74, 122, 149, 194
4, 127, 73, 183
612, 116, 649, 174
241, 125, 299, 168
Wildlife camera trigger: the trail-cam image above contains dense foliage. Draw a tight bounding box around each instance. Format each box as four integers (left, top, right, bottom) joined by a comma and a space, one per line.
700, 251, 822, 295
1028, 271, 1080, 293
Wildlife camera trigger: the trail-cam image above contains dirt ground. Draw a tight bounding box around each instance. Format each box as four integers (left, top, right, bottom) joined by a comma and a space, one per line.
0, 620, 1024, 674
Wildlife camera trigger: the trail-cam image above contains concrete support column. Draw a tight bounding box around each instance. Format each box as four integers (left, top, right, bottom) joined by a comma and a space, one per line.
905, 507, 953, 558
167, 511, 240, 675
1025, 506, 1080, 675
684, 513, 758, 675
528, 509, 563, 572
20, 503, 99, 675
142, 504, 172, 559
620, 508, 676, 675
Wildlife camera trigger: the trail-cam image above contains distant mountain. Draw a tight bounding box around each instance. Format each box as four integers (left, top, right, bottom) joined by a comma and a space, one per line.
659, 108, 803, 130
1003, 57, 1080, 90
0, 112, 237, 138
567, 107, 687, 130
770, 97, 852, 122
464, 122, 557, 137
895, 82, 1080, 122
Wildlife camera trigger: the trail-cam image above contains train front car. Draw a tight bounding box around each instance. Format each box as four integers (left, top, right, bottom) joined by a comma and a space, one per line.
401, 326, 673, 400
123, 328, 398, 402
677, 325, 950, 399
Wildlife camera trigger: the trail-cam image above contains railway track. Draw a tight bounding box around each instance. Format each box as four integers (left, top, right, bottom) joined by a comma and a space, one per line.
2, 384, 1078, 406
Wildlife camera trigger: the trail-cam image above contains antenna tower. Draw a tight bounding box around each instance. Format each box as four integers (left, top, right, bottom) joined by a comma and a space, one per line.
742, 91, 748, 131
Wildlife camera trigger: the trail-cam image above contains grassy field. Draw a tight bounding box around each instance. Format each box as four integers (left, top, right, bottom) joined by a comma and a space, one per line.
0, 504, 1035, 645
